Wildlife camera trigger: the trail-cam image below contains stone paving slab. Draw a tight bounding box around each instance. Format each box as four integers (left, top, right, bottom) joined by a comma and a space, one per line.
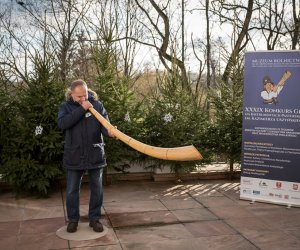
197, 196, 238, 207
115, 224, 194, 243
183, 220, 237, 237
20, 217, 65, 235
185, 184, 225, 198
0, 204, 25, 222
285, 227, 300, 240
0, 221, 20, 239
258, 213, 300, 230
160, 196, 203, 209
22, 193, 64, 207
22, 205, 65, 220
209, 205, 256, 219
0, 194, 28, 208
107, 210, 179, 227
245, 231, 300, 250
104, 189, 157, 202
121, 235, 259, 250
193, 234, 259, 250
104, 200, 167, 213
0, 236, 19, 250
16, 232, 69, 250
171, 207, 218, 222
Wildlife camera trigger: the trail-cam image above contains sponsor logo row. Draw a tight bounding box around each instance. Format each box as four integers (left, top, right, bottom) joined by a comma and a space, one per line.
241, 178, 299, 191
241, 187, 300, 201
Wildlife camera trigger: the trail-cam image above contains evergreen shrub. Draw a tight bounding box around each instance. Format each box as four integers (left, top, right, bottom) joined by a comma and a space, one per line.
0, 56, 65, 196
209, 65, 243, 178
92, 45, 146, 170
142, 71, 210, 173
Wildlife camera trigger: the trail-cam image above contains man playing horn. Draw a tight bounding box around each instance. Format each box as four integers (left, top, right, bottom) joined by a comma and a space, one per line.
261, 76, 280, 104
58, 79, 114, 233
260, 71, 291, 105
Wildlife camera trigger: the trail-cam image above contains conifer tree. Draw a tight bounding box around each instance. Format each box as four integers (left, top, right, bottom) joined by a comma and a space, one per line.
209, 64, 243, 179
1, 55, 65, 196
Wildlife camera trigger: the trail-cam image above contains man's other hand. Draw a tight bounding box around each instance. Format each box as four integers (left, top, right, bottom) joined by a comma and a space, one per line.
81, 100, 93, 110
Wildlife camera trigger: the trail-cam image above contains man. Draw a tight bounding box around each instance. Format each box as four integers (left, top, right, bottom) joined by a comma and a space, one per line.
260, 76, 282, 104
58, 79, 113, 233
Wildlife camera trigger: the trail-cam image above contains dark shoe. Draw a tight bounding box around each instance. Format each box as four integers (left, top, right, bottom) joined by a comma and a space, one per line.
67, 222, 78, 233
89, 220, 103, 232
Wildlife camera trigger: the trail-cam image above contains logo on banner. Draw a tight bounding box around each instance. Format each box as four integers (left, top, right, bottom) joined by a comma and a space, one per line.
259, 180, 268, 188
260, 71, 291, 105
291, 196, 300, 200
293, 184, 299, 191
276, 182, 282, 189
242, 189, 252, 195
242, 178, 253, 185
253, 190, 261, 195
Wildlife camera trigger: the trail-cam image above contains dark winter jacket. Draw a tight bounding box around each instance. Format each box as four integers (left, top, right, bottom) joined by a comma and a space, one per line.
58, 92, 110, 170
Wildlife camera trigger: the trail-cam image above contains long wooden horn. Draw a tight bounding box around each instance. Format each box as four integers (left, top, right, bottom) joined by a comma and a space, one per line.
89, 107, 202, 161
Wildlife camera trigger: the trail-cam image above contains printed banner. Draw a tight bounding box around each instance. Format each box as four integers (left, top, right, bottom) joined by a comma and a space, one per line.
240, 51, 300, 207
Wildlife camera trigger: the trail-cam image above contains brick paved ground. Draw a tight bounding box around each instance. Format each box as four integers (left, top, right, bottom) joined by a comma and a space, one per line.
1, 179, 300, 250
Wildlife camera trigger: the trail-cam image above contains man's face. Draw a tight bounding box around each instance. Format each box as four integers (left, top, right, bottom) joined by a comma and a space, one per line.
71, 85, 88, 104
265, 82, 273, 92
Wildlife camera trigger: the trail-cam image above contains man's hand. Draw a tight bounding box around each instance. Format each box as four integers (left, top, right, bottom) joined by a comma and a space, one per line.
108, 126, 118, 139
81, 100, 93, 110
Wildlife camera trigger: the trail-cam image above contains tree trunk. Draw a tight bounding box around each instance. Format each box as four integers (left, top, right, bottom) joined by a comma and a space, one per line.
222, 0, 254, 83
229, 157, 234, 180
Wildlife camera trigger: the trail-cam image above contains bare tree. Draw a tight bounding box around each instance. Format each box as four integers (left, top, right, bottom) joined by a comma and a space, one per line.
190, 33, 206, 93
49, 0, 93, 83
14, 0, 93, 84
255, 0, 286, 50
210, 0, 254, 83
0, 3, 33, 84
132, 0, 191, 90
205, 0, 211, 89
122, 0, 140, 77
284, 0, 300, 49
181, 0, 185, 64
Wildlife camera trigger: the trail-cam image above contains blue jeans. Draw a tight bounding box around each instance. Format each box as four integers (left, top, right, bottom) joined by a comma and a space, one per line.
66, 168, 103, 222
